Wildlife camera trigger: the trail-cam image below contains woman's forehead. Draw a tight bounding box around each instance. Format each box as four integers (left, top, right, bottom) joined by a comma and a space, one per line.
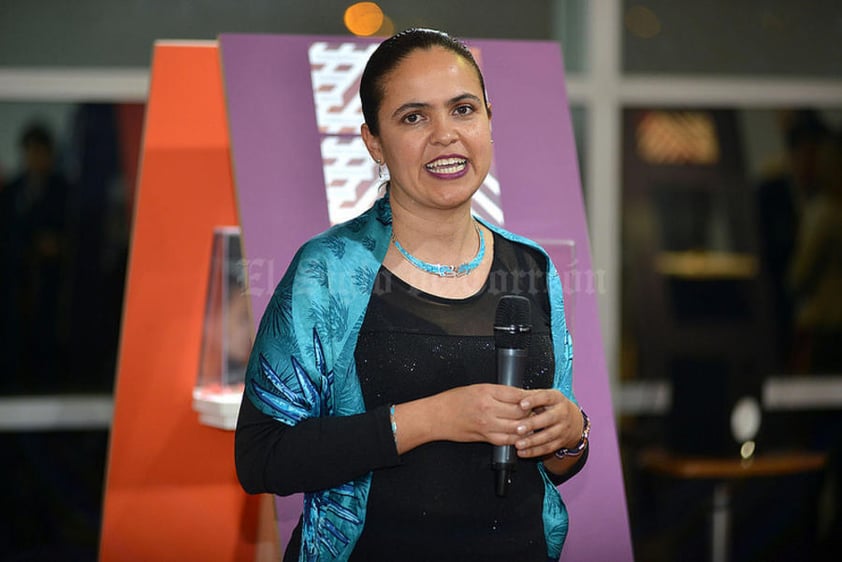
380, 48, 482, 103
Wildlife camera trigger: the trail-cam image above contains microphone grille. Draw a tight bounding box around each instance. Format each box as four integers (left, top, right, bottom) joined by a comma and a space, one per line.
494, 295, 531, 349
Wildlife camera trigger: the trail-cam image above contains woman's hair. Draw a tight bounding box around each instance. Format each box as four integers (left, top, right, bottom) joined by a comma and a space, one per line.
360, 28, 489, 136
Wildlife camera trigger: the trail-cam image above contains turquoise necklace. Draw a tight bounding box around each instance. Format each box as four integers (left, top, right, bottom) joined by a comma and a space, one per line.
391, 222, 485, 278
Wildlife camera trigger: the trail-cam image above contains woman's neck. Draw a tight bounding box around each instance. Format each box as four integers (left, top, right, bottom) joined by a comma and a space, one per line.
388, 196, 478, 265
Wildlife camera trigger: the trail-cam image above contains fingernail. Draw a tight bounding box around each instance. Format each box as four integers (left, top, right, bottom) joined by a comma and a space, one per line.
520, 400, 531, 409
516, 425, 527, 434
516, 440, 526, 449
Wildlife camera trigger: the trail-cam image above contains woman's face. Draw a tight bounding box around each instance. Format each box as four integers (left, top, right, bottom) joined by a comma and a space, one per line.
362, 46, 492, 216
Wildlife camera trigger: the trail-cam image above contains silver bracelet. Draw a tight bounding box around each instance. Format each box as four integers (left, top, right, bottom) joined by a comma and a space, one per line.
554, 408, 590, 459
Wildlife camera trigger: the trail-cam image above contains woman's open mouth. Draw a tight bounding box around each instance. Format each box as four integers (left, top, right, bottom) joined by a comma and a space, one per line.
425, 156, 468, 177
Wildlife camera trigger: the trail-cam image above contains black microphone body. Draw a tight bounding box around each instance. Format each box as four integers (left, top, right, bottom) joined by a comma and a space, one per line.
492, 295, 532, 497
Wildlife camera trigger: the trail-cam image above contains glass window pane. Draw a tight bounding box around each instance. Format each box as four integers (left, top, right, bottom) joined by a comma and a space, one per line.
0, 0, 573, 67
570, 104, 588, 200
621, 106, 842, 381
0, 101, 143, 394
622, 0, 842, 77
551, 0, 588, 75
620, 104, 842, 561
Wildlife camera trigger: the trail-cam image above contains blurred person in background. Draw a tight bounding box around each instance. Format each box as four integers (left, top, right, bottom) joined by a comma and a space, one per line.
756, 110, 842, 560
787, 130, 842, 559
788, 130, 842, 375
755, 109, 831, 373
0, 122, 71, 391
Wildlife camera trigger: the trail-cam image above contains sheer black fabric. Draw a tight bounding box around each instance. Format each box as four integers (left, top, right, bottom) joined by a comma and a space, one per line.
350, 234, 554, 561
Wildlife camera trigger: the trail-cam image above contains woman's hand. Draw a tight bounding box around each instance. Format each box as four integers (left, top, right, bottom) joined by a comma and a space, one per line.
393, 384, 531, 453
392, 385, 586, 475
512, 389, 583, 459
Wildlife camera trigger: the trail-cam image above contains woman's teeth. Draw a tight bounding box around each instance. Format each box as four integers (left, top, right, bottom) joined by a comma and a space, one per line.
426, 158, 467, 174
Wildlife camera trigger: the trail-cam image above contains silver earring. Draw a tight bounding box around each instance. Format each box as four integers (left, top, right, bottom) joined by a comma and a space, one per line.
490, 138, 495, 144
375, 159, 384, 178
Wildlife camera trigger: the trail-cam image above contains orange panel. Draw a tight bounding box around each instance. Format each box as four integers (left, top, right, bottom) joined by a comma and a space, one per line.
100, 42, 256, 561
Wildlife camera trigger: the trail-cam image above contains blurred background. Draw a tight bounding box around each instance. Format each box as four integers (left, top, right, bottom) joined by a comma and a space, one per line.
1, 1, 840, 560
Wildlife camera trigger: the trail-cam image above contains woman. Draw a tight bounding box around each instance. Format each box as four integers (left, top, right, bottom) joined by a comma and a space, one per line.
235, 28, 588, 562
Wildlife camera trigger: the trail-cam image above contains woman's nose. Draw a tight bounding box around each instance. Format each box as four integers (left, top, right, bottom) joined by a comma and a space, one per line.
430, 116, 457, 145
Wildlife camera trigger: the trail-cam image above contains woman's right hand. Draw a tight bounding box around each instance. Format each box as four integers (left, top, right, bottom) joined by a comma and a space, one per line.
392, 384, 528, 454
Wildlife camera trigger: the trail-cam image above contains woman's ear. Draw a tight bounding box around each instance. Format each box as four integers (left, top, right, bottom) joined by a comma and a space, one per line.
361, 123, 383, 163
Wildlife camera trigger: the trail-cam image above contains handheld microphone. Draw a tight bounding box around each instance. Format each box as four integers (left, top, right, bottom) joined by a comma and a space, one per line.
492, 295, 532, 497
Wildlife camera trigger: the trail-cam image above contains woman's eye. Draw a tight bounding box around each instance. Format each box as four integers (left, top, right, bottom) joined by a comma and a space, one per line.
454, 105, 474, 116
403, 113, 420, 124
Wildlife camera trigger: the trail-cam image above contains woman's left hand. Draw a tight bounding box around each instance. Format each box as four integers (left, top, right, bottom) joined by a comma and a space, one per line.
512, 389, 583, 459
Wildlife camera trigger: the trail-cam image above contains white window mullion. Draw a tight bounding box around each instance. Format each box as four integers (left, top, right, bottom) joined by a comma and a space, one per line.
0, 67, 148, 101
620, 75, 842, 107
586, 0, 623, 394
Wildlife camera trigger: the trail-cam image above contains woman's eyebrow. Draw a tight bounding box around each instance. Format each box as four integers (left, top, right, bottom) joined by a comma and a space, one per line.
391, 101, 428, 118
449, 93, 482, 105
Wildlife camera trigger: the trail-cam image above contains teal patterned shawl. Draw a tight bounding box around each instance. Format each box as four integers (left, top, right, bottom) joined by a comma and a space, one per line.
244, 194, 575, 561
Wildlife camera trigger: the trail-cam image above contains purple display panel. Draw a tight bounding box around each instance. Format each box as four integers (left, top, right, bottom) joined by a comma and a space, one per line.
220, 33, 633, 561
